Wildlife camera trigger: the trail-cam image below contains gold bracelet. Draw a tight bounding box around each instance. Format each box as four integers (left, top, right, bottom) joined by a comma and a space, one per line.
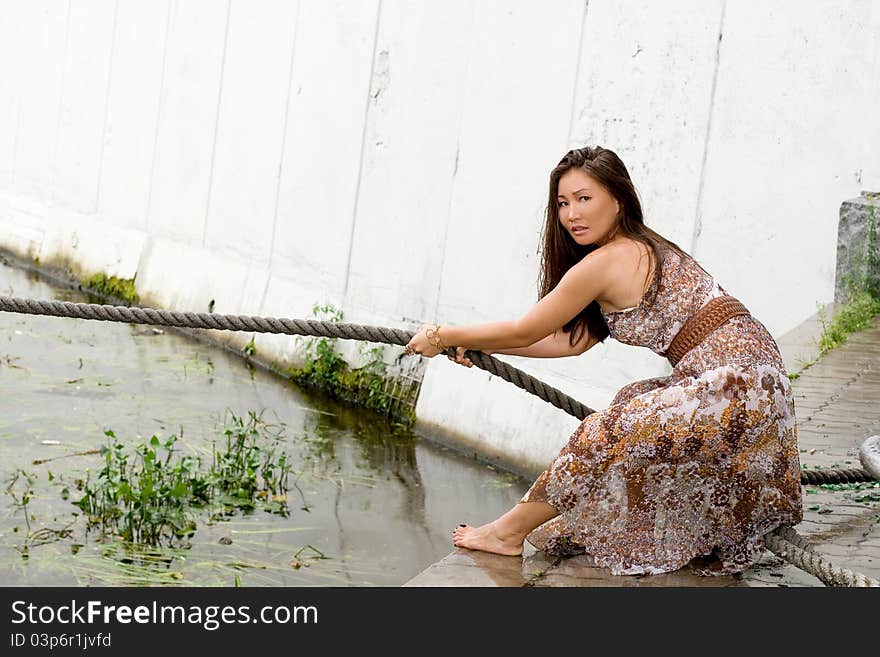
425, 324, 447, 350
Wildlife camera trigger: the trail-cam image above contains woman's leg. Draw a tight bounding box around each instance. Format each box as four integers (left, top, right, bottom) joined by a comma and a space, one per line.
452, 501, 559, 556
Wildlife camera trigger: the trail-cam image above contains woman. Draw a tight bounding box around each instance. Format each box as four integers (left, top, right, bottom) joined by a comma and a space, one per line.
404, 146, 802, 575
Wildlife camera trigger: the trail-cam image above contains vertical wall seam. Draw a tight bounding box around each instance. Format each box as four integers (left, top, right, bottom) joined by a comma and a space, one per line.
93, 0, 120, 215
262, 0, 302, 311
342, 0, 383, 303
566, 0, 590, 146
691, 0, 726, 259
11, 28, 21, 188
144, 0, 174, 232
49, 0, 73, 202
10, 1, 23, 188
861, 2, 880, 192
202, 0, 233, 247
433, 1, 476, 324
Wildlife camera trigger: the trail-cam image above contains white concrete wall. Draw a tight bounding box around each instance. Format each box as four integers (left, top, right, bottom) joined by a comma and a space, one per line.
1, 0, 877, 473
864, 2, 880, 191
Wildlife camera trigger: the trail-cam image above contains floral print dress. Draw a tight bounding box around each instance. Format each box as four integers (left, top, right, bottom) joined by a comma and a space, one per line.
521, 248, 803, 575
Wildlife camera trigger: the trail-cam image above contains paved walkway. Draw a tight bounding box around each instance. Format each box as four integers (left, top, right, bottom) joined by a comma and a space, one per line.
405, 310, 880, 587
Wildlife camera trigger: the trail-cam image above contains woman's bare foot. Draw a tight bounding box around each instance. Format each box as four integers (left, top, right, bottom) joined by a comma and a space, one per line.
452, 522, 524, 556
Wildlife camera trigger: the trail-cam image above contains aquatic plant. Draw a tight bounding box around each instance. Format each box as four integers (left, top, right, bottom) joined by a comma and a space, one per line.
4, 468, 76, 558
209, 410, 291, 518
6, 468, 35, 536
70, 411, 293, 547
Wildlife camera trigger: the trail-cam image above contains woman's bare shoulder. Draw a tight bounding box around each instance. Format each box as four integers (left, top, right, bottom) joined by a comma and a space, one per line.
588, 238, 653, 271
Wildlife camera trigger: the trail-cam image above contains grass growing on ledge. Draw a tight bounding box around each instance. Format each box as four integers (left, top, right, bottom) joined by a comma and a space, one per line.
789, 292, 880, 382
789, 199, 879, 381
816, 291, 880, 354
82, 272, 140, 305
814, 199, 880, 358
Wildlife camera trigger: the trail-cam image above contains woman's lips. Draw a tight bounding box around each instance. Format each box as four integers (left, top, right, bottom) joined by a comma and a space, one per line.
571, 226, 588, 235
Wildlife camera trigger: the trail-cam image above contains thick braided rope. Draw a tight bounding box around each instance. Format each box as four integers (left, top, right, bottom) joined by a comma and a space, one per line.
771, 525, 816, 553
0, 295, 594, 420
765, 528, 880, 587
799, 468, 871, 484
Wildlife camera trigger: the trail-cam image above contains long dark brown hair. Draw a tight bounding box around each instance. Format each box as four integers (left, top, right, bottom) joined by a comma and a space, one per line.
539, 146, 688, 346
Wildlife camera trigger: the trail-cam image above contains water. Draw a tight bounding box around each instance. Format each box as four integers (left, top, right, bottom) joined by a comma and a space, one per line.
0, 255, 529, 586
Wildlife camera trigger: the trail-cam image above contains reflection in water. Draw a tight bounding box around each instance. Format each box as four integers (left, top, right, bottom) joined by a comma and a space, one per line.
0, 253, 530, 586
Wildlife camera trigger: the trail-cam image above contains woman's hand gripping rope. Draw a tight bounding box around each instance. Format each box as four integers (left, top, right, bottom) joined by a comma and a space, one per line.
404, 323, 446, 358
404, 324, 476, 367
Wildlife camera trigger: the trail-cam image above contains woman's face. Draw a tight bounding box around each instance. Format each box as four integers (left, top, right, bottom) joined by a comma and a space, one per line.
556, 168, 621, 246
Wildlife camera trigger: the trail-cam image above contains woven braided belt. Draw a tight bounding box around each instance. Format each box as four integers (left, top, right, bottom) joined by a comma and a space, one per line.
666, 295, 751, 367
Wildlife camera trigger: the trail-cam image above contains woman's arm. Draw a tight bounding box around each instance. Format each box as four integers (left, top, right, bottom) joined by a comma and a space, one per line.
488, 328, 598, 358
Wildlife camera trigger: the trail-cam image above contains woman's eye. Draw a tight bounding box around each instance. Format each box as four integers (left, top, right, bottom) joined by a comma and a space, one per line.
579, 196, 591, 202
557, 201, 568, 208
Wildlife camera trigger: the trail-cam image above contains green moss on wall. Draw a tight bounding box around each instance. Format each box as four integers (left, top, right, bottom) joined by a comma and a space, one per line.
286, 303, 417, 427
82, 272, 140, 305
